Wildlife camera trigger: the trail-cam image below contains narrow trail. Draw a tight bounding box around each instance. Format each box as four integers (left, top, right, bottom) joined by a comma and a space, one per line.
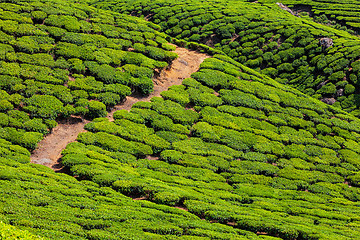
107, 47, 209, 120
30, 47, 210, 171
30, 117, 90, 171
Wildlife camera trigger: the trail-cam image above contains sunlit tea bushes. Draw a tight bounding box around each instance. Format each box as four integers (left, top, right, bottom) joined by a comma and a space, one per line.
93, 0, 360, 115
2, 0, 360, 239
258, 0, 360, 34
0, 150, 260, 239
0, 0, 177, 150
0, 222, 44, 240
60, 55, 360, 239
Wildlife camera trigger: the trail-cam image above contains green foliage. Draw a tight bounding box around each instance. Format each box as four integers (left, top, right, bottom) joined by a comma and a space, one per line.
0, 222, 45, 240
87, 101, 107, 118
0, 0, 178, 155
344, 84, 356, 95
23, 119, 48, 135
1, 0, 360, 240
61, 51, 360, 239
152, 100, 199, 125
97, 0, 360, 114
317, 83, 336, 96
24, 95, 63, 120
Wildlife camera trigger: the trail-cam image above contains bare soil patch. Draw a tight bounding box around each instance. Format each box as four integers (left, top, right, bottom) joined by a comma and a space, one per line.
30, 117, 89, 171
107, 46, 209, 120
174, 205, 189, 211
146, 155, 160, 160
31, 47, 210, 170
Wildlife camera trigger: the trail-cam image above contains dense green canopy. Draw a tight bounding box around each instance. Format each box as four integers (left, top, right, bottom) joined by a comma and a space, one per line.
1, 0, 360, 239
92, 0, 360, 115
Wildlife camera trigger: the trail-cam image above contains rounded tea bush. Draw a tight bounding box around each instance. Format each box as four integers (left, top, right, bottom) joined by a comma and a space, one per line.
87, 101, 107, 118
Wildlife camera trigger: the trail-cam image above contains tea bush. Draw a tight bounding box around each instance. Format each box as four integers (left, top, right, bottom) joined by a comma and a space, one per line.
94, 0, 360, 113
59, 55, 360, 240
1, 0, 360, 239
0, 0, 178, 152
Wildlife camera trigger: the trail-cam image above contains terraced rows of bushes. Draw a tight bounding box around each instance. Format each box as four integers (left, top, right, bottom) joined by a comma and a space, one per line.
91, 0, 360, 115
0, 221, 44, 239
2, 0, 360, 239
1, 152, 262, 239
57, 55, 360, 239
0, 0, 177, 150
257, 0, 360, 33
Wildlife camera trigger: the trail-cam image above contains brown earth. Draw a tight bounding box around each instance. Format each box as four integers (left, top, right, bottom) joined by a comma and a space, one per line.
30, 47, 210, 170
30, 117, 89, 171
107, 46, 210, 121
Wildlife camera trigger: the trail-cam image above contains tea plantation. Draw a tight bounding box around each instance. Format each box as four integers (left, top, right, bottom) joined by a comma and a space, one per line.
257, 0, 360, 33
91, 0, 360, 115
2, 0, 360, 239
0, 221, 44, 239
0, 0, 176, 150
59, 55, 360, 239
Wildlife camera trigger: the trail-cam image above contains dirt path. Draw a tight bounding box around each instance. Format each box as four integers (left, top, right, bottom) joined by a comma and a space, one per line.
107, 47, 209, 120
30, 117, 90, 171
30, 47, 209, 170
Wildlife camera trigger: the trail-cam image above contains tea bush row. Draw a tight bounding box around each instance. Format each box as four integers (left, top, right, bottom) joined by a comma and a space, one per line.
60, 55, 360, 239
0, 0, 178, 151
93, 0, 360, 115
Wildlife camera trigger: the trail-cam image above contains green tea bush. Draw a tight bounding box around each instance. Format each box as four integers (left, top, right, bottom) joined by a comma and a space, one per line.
87, 101, 107, 118
97, 0, 360, 114
160, 85, 190, 106
24, 95, 64, 119
152, 100, 199, 125
23, 118, 48, 134
1, 1, 360, 239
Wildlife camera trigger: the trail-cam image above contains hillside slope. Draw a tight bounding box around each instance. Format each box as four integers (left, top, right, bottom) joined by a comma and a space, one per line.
60, 54, 360, 239
0, 0, 176, 151
3, 51, 360, 239
1, 0, 360, 239
91, 0, 360, 115
257, 0, 360, 34
30, 46, 208, 170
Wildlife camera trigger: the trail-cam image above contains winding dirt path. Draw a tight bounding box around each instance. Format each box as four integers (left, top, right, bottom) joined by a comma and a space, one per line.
30, 117, 90, 171
107, 47, 209, 120
30, 47, 209, 171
